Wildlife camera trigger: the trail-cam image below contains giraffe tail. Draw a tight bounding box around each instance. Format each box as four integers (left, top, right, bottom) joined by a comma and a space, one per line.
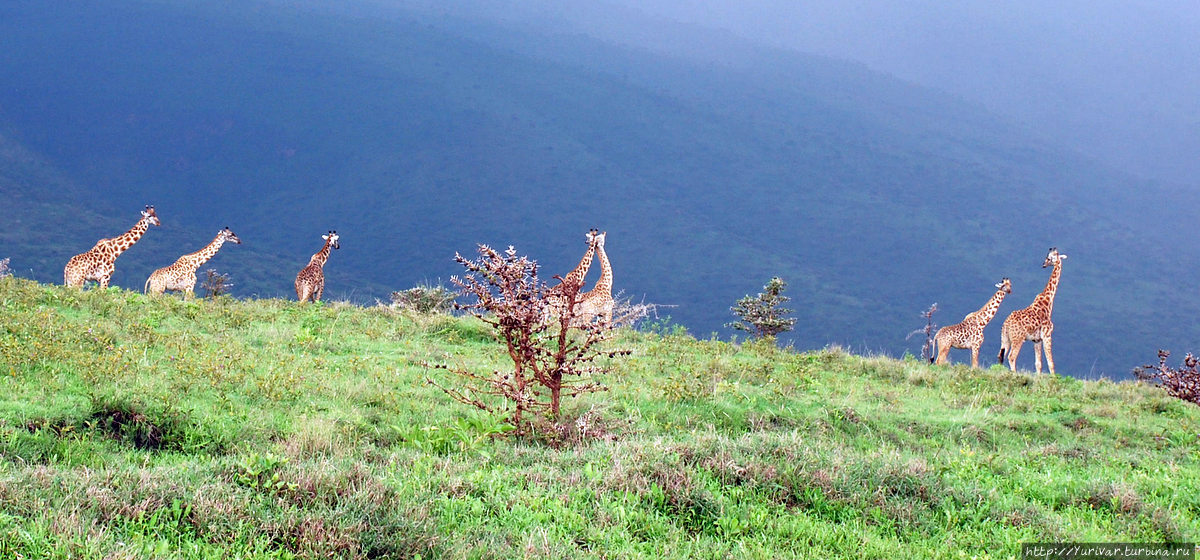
144, 275, 151, 294
928, 337, 936, 364
998, 336, 1008, 364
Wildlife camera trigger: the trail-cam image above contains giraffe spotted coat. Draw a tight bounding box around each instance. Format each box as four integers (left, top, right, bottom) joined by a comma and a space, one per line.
296, 231, 339, 303
932, 278, 1011, 368
64, 205, 161, 289
999, 248, 1067, 374
145, 227, 241, 296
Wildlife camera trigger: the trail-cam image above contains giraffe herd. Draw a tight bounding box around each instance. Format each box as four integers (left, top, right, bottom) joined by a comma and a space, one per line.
933, 247, 1067, 374
61, 206, 1065, 373
59, 206, 616, 328
63, 206, 342, 304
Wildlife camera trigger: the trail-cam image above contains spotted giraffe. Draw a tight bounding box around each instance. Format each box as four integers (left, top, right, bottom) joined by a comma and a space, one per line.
64, 205, 161, 289
295, 230, 339, 303
144, 227, 242, 297
999, 248, 1067, 374
931, 278, 1012, 368
545, 229, 599, 321
573, 230, 613, 326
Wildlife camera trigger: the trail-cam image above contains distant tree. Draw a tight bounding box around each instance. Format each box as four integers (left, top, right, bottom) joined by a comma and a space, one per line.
727, 277, 797, 340
906, 303, 939, 362
1134, 350, 1200, 406
200, 269, 233, 299
427, 245, 630, 437
390, 281, 457, 314
0, 258, 10, 278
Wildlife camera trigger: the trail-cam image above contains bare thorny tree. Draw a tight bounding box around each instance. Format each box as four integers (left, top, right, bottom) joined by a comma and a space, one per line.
426, 245, 631, 437
906, 303, 939, 362
1134, 350, 1200, 406
200, 269, 233, 299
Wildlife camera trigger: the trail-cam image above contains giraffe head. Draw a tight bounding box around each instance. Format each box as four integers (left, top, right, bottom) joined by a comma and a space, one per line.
1042, 247, 1067, 268
996, 277, 1012, 294
142, 205, 161, 227
593, 230, 607, 249
323, 230, 341, 250
585, 228, 599, 247
220, 226, 242, 245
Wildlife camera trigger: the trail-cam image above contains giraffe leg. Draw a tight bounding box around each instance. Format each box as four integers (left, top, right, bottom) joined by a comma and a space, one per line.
99, 276, 110, 290
1033, 341, 1043, 374
1007, 340, 1022, 372
314, 285, 323, 302
1043, 333, 1055, 375
970, 346, 980, 369
935, 339, 950, 365
998, 323, 1011, 365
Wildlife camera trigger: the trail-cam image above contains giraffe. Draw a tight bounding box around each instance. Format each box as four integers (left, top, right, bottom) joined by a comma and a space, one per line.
64, 205, 161, 289
931, 277, 1012, 368
572, 230, 613, 326
544, 229, 599, 321
295, 230, 340, 303
144, 227, 242, 297
998, 248, 1067, 374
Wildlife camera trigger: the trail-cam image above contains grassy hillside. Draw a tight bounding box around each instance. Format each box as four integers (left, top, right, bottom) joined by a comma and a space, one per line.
1, 277, 1197, 559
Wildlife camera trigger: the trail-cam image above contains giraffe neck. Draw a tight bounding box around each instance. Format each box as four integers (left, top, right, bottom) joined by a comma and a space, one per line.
1033, 261, 1062, 314
184, 234, 227, 268
974, 286, 1009, 324
108, 216, 153, 257
310, 239, 333, 267
562, 246, 595, 289
589, 243, 611, 296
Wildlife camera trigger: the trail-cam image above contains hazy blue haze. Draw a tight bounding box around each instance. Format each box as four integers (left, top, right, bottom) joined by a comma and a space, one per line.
577, 0, 1200, 185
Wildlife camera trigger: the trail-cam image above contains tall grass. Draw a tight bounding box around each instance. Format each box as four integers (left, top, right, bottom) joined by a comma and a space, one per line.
1, 277, 1197, 558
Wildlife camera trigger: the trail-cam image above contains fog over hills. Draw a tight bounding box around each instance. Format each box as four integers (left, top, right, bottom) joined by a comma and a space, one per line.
2, 0, 1198, 378
600, 0, 1200, 187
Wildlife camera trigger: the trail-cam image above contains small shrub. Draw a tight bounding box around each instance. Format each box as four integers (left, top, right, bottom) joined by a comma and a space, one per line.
390, 281, 456, 314
232, 452, 298, 496
427, 244, 630, 437
1133, 350, 1200, 405
727, 277, 796, 340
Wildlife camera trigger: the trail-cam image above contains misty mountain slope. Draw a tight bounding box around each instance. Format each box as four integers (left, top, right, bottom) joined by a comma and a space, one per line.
1, 1, 1196, 376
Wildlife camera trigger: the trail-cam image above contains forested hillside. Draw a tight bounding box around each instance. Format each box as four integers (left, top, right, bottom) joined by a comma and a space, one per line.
1, 1, 1197, 377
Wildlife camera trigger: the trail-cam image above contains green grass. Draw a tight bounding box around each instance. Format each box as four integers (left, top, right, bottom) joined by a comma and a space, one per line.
1, 276, 1197, 559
